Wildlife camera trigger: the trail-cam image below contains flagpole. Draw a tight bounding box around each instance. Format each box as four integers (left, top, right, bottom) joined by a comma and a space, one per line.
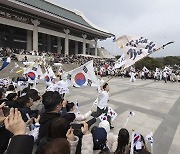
124, 116, 129, 128
130, 129, 134, 154
150, 132, 153, 154
105, 76, 113, 83
151, 143, 153, 154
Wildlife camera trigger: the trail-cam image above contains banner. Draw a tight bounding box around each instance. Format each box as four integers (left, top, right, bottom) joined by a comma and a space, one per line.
63, 60, 99, 87
116, 35, 158, 68
114, 54, 125, 68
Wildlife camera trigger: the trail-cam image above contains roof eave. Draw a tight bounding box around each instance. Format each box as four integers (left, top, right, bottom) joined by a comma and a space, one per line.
1, 0, 114, 39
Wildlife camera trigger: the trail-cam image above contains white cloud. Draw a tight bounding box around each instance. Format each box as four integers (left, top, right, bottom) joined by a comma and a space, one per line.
52, 0, 180, 57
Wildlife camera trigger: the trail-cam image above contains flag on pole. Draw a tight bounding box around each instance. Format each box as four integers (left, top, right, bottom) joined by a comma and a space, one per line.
163, 66, 171, 72
114, 54, 125, 68
24, 63, 43, 81
128, 111, 135, 117
116, 35, 158, 68
44, 66, 56, 82
146, 132, 153, 143
116, 35, 173, 68
107, 107, 118, 121
146, 132, 153, 154
99, 113, 108, 121
142, 66, 149, 72
63, 60, 99, 87
17, 81, 28, 90
0, 57, 11, 71
124, 111, 135, 127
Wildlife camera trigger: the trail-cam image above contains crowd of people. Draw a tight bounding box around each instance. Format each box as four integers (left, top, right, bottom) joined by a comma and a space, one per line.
1, 47, 180, 84
0, 79, 152, 154
1, 47, 179, 153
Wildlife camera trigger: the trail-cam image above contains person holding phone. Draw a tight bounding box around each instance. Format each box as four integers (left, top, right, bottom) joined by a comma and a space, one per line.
0, 103, 12, 153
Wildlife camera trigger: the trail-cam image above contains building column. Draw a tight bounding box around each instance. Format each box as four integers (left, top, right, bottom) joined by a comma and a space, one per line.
31, 19, 40, 52
26, 30, 32, 51
75, 41, 78, 54
64, 29, 70, 55
57, 37, 62, 53
82, 34, 87, 55
95, 38, 98, 56
47, 35, 51, 52
42, 33, 46, 51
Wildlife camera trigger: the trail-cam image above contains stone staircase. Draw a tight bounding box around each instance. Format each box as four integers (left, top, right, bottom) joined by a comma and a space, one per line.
0, 61, 79, 79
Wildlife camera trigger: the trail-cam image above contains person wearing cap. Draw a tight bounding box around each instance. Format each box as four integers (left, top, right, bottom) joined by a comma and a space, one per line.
91, 83, 114, 129
89, 126, 112, 153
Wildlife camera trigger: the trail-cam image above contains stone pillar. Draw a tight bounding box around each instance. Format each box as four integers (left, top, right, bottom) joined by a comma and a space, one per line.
94, 38, 98, 56
57, 37, 62, 53
31, 19, 40, 52
82, 34, 87, 55
75, 41, 78, 54
26, 30, 32, 51
87, 44, 90, 55
42, 33, 46, 51
64, 29, 70, 55
47, 35, 51, 52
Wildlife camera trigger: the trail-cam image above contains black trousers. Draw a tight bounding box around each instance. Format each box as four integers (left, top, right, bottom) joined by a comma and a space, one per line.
91, 107, 112, 126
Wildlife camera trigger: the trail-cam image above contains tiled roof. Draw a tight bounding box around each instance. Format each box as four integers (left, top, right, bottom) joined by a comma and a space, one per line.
15, 0, 94, 28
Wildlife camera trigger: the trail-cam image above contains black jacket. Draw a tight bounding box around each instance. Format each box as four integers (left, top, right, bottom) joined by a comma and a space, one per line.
0, 127, 12, 154
6, 135, 34, 154
38, 108, 75, 142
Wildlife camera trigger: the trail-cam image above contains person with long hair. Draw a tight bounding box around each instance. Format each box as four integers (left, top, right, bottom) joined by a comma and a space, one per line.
114, 128, 130, 154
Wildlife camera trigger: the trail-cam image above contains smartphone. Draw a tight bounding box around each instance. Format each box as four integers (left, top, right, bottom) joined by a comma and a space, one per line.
2, 106, 10, 117
71, 123, 83, 130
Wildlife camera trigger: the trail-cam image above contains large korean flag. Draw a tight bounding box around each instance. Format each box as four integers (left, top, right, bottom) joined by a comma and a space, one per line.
24, 63, 43, 81
65, 60, 99, 87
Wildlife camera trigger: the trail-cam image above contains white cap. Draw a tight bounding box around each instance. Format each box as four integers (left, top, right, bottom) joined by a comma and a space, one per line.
99, 120, 110, 133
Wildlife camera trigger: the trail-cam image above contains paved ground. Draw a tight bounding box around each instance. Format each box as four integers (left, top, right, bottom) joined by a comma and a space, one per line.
38, 77, 180, 154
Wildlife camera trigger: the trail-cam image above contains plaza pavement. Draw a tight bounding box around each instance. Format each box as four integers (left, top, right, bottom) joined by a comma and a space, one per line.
38, 77, 180, 154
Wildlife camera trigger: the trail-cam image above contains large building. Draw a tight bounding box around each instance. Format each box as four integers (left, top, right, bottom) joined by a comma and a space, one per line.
0, 0, 114, 56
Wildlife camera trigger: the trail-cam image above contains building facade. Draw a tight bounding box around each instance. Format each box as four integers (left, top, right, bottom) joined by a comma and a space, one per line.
0, 0, 114, 56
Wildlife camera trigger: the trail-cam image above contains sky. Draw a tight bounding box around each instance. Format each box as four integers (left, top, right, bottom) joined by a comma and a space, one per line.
50, 0, 179, 57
